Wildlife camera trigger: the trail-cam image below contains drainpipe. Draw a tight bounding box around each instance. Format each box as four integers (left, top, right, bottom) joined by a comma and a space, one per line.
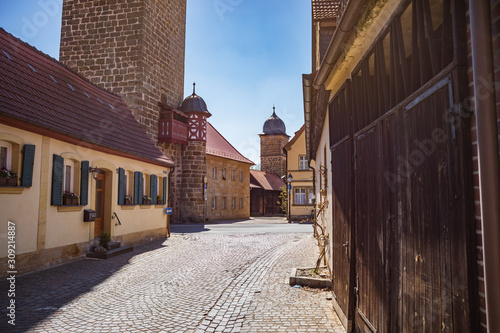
312, 0, 365, 90
470, 1, 500, 332
303, 73, 314, 161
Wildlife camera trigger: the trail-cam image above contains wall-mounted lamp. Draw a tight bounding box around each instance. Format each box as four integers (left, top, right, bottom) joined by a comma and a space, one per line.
89, 167, 100, 180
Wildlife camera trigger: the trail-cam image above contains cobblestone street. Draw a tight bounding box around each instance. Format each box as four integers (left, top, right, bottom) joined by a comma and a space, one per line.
1, 219, 344, 332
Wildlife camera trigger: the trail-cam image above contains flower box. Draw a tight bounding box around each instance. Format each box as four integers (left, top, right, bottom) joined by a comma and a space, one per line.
125, 198, 132, 205
142, 199, 151, 205
7, 176, 18, 186
63, 197, 79, 206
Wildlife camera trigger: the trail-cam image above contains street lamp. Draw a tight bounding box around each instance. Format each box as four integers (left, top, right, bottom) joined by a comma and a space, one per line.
287, 173, 293, 223
89, 167, 100, 180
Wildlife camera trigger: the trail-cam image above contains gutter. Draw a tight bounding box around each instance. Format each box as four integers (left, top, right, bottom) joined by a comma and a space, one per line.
312, 0, 366, 90
470, 1, 500, 332
303, 0, 365, 160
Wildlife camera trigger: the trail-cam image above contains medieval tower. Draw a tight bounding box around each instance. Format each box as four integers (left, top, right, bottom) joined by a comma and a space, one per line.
59, 0, 207, 222
259, 107, 289, 179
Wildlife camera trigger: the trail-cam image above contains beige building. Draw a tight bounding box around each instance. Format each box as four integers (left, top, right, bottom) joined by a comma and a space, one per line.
0, 29, 172, 276
283, 125, 314, 220
206, 123, 253, 220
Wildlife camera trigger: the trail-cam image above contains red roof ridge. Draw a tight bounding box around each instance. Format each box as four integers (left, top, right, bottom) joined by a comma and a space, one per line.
0, 28, 124, 100
206, 122, 254, 165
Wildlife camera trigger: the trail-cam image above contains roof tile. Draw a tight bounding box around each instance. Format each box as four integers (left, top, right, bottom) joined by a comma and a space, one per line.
0, 28, 173, 167
206, 122, 254, 165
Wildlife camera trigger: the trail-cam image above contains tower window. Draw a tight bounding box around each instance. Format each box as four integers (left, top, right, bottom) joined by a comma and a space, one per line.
212, 167, 217, 179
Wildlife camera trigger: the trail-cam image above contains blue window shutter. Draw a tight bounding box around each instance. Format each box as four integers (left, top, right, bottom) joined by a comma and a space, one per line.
21, 144, 35, 187
150, 175, 157, 204
134, 171, 142, 205
118, 168, 125, 205
163, 177, 167, 205
51, 154, 64, 206
139, 173, 144, 203
80, 161, 89, 206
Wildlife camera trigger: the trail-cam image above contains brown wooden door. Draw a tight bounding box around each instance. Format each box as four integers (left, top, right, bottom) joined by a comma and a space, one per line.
94, 172, 105, 236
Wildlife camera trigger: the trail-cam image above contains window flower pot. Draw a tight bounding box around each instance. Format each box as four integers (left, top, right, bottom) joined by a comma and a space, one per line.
63, 197, 79, 206
0, 177, 7, 186
125, 198, 132, 205
142, 199, 151, 205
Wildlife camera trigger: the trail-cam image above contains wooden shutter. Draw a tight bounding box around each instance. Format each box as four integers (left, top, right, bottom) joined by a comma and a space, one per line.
118, 168, 125, 205
51, 154, 64, 206
150, 174, 158, 204
80, 161, 89, 206
163, 177, 167, 206
134, 171, 142, 205
20, 144, 35, 187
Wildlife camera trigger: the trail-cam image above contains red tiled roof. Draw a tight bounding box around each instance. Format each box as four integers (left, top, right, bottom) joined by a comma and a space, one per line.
250, 170, 285, 192
0, 28, 174, 167
206, 122, 254, 165
283, 124, 305, 150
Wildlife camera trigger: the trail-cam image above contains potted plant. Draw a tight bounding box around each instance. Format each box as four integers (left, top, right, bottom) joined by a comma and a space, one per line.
124, 195, 133, 205
142, 195, 151, 205
0, 167, 18, 186
157, 195, 163, 204
63, 191, 79, 205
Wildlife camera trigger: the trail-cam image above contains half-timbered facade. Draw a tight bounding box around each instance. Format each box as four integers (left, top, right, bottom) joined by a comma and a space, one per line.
304, 0, 499, 332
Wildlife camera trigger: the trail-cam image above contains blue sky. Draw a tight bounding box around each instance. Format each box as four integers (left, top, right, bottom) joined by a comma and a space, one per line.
0, 0, 311, 165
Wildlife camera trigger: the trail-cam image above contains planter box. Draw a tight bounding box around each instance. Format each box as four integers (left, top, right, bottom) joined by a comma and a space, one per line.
289, 267, 333, 289
157, 199, 164, 205
63, 197, 79, 206
0, 176, 17, 186
142, 199, 151, 205
124, 198, 132, 205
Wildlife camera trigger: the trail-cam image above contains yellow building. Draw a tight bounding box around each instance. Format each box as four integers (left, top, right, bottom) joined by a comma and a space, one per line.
283, 125, 314, 220
0, 29, 172, 276
206, 123, 253, 220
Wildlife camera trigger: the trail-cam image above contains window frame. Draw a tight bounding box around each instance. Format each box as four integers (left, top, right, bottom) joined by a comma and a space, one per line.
0, 141, 12, 170
299, 155, 308, 170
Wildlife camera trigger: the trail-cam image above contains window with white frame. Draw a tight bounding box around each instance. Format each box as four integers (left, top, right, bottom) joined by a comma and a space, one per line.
299, 155, 308, 170
0, 141, 12, 170
212, 166, 217, 179
212, 197, 217, 209
294, 188, 307, 205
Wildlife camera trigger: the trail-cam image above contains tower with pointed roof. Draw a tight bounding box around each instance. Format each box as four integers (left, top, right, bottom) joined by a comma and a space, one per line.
259, 107, 290, 179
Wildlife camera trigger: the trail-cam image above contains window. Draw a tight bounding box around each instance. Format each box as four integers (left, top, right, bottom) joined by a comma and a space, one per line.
231, 197, 236, 209
294, 188, 307, 205
239, 198, 244, 209
222, 197, 226, 209
239, 170, 244, 182
299, 156, 308, 170
222, 168, 227, 180
64, 164, 72, 192
0, 141, 12, 170
231, 169, 235, 181
212, 197, 217, 209
63, 159, 79, 194
212, 166, 217, 179
294, 187, 314, 205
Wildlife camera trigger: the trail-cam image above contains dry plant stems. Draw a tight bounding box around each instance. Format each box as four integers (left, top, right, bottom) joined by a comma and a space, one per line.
313, 201, 329, 273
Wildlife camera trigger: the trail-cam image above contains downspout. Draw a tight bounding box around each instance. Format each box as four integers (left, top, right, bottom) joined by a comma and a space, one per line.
303, 73, 314, 161
312, 0, 366, 90
470, 1, 500, 332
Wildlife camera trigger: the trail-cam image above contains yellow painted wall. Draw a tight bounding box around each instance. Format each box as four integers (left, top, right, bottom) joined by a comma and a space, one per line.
285, 128, 314, 218
206, 155, 251, 220
0, 125, 42, 256
0, 124, 170, 257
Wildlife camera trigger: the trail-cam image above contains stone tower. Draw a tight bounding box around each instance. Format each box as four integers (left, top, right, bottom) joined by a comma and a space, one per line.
59, 0, 188, 221
259, 107, 289, 178
179, 84, 211, 222
59, 0, 187, 141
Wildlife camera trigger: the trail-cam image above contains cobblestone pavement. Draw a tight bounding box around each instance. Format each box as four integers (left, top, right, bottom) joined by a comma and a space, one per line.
1, 225, 344, 332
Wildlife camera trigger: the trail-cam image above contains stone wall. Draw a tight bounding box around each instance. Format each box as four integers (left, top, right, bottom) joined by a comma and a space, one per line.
179, 141, 206, 222
206, 156, 250, 220
260, 134, 289, 178
162, 142, 183, 222
59, 0, 186, 142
